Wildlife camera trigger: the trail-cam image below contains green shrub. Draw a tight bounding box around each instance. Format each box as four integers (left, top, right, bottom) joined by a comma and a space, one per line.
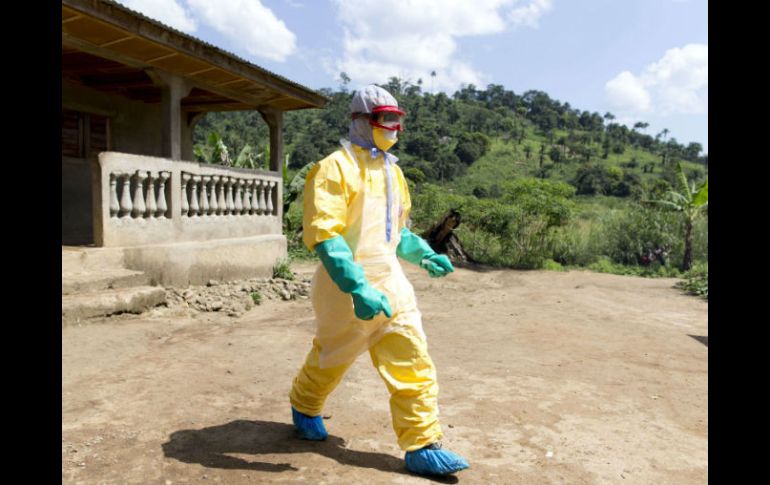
542, 259, 566, 271
692, 215, 708, 263
678, 262, 708, 299
413, 179, 576, 269
595, 204, 683, 266
251, 291, 262, 305
550, 219, 602, 266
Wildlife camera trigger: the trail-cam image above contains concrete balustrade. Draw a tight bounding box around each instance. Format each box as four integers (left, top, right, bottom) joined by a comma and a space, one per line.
94, 151, 282, 247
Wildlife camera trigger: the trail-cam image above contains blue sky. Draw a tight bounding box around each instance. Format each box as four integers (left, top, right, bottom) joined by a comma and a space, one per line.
118, 0, 708, 154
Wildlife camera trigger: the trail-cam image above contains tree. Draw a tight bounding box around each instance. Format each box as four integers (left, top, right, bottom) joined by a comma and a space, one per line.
557, 136, 567, 158
685, 142, 703, 161
539, 144, 545, 168
601, 137, 611, 159
642, 162, 708, 270
573, 164, 612, 195
454, 132, 490, 165
430, 70, 436, 94
657, 128, 670, 164
548, 146, 561, 163
404, 131, 440, 162
338, 71, 351, 91
524, 144, 532, 160
284, 161, 317, 222
403, 167, 426, 185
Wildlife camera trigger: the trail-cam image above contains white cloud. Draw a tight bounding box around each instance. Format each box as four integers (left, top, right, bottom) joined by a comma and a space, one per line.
508, 0, 554, 27
605, 71, 652, 113
605, 43, 708, 117
186, 0, 297, 62
331, 0, 553, 93
117, 0, 198, 33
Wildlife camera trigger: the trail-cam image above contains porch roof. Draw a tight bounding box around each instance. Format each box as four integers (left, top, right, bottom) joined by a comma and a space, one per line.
62, 0, 329, 112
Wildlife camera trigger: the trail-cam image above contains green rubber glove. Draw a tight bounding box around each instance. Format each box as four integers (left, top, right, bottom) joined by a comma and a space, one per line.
315, 236, 393, 320
396, 227, 455, 278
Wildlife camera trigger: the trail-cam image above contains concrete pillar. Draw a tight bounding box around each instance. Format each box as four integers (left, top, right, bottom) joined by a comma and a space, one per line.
259, 109, 284, 172
259, 108, 284, 220
183, 112, 205, 161
146, 69, 193, 160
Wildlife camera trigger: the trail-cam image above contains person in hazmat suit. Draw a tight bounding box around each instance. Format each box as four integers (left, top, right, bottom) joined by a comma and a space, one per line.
288, 84, 469, 476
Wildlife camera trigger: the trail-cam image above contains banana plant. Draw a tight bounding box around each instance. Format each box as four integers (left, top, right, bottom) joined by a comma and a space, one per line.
284, 160, 316, 218
193, 131, 231, 166
643, 162, 708, 270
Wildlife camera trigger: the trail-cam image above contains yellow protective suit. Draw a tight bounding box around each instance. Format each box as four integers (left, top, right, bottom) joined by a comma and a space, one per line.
289, 140, 443, 451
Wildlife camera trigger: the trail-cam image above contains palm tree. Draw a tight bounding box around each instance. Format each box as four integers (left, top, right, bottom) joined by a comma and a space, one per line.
430, 70, 436, 94
657, 128, 670, 165
643, 162, 708, 271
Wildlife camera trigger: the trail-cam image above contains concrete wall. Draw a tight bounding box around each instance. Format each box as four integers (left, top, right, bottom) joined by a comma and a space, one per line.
63, 235, 288, 287
62, 80, 166, 158
62, 79, 199, 244
62, 156, 95, 245
122, 234, 287, 286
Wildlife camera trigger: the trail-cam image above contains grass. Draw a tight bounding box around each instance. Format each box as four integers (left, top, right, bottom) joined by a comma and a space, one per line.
584, 256, 683, 278
272, 258, 295, 280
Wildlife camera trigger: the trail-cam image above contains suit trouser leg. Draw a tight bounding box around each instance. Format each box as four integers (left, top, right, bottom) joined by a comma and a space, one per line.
289, 338, 353, 416
369, 328, 443, 451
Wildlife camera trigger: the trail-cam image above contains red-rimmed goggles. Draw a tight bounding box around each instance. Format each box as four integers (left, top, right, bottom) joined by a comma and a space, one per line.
352, 105, 406, 132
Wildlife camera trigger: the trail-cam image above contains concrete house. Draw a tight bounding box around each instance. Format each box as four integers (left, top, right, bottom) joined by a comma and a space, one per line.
62, 0, 327, 319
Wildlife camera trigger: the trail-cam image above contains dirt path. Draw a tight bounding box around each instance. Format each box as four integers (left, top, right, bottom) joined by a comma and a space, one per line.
62, 262, 708, 484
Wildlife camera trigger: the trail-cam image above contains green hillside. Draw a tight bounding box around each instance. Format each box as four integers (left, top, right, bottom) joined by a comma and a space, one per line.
193, 78, 708, 295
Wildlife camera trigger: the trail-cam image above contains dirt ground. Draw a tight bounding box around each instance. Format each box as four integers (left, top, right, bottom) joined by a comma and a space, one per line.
62, 261, 708, 485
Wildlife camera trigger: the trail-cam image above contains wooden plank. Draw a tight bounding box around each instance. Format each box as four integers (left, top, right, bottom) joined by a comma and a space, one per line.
144, 52, 178, 63
84, 79, 154, 89
62, 14, 83, 25
215, 78, 249, 87
99, 35, 134, 47
188, 67, 217, 76
62, 33, 147, 69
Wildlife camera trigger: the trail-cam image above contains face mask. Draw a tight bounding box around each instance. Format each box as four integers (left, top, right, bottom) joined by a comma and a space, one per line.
373, 127, 398, 152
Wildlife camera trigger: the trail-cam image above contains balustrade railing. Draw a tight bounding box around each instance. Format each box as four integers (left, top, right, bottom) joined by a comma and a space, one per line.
95, 152, 282, 247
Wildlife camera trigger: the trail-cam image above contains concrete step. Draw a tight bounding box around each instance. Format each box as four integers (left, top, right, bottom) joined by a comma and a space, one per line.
62, 286, 167, 323
62, 268, 151, 295
62, 246, 125, 273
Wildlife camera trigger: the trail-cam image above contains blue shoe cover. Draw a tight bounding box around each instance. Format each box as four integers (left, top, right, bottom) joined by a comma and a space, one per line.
405, 443, 469, 476
291, 407, 328, 441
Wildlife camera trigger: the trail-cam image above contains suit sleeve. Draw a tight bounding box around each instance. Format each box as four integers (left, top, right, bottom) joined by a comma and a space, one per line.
395, 166, 412, 230
302, 157, 351, 251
